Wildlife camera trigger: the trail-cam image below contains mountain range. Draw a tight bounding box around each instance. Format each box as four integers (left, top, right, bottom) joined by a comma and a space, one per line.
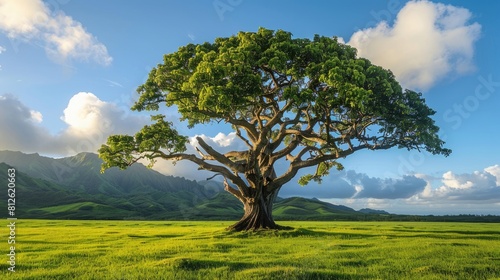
0, 150, 388, 221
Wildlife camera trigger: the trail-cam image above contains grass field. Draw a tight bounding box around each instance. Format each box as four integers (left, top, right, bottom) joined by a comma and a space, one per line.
2, 220, 500, 279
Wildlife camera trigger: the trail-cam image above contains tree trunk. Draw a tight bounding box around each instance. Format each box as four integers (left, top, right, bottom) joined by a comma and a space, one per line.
227, 195, 277, 231
227, 184, 288, 231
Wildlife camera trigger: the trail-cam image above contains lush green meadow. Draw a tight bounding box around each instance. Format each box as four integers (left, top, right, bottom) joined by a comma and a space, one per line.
2, 220, 500, 279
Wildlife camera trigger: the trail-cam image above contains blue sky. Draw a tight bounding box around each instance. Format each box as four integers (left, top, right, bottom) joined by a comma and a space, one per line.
1, 0, 499, 215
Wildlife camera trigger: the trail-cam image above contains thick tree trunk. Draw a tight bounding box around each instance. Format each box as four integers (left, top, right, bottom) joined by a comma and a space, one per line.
227, 185, 284, 231
227, 195, 277, 231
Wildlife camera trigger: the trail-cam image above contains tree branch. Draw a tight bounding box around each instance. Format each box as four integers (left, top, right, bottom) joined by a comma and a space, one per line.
235, 127, 254, 149
195, 137, 245, 173
223, 177, 246, 204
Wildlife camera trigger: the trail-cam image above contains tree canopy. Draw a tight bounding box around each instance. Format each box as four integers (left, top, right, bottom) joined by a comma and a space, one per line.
99, 28, 450, 230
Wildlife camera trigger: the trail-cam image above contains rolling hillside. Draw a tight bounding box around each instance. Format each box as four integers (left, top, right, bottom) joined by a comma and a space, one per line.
0, 151, 217, 219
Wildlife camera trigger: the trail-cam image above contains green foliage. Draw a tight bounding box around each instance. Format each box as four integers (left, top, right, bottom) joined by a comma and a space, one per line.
99, 115, 188, 171
298, 161, 344, 186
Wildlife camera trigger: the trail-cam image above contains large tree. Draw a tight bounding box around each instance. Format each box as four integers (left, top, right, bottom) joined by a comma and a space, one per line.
99, 28, 450, 231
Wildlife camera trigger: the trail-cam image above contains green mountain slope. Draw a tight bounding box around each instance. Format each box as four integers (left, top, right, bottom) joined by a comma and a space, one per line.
0, 151, 216, 219
35, 202, 136, 219
0, 151, 211, 196
0, 162, 87, 218
274, 197, 361, 220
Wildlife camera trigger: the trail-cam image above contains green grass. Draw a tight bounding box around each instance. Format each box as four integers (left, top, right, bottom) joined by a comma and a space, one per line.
37, 202, 110, 213
3, 220, 500, 279
29, 202, 136, 220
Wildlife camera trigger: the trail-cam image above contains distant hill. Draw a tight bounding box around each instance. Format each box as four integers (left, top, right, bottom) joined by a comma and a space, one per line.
273, 197, 359, 220
0, 162, 88, 217
0, 151, 217, 219
0, 151, 210, 196
359, 208, 390, 215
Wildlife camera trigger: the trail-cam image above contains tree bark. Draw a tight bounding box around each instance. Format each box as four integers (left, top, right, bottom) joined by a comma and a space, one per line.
227, 186, 283, 231
227, 195, 276, 231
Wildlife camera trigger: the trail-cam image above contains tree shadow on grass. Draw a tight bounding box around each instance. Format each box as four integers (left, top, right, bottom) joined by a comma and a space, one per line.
169, 258, 371, 279
171, 257, 253, 271
392, 228, 500, 235
279, 228, 375, 239
127, 234, 182, 238
216, 227, 376, 239
387, 229, 500, 241
217, 225, 499, 241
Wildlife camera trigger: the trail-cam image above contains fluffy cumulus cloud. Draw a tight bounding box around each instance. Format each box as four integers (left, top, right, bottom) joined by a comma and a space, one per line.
57, 92, 147, 155
60, 92, 143, 137
0, 0, 112, 65
347, 0, 481, 90
432, 166, 500, 200
0, 93, 146, 156
62, 92, 111, 134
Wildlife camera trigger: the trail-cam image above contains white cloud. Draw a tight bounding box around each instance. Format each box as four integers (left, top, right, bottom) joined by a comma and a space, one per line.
0, 93, 146, 156
485, 165, 500, 186
411, 166, 500, 202
441, 169, 494, 190
58, 92, 148, 154
442, 171, 473, 189
347, 0, 481, 90
0, 0, 48, 36
189, 132, 245, 152
61, 92, 111, 135
208, 132, 239, 147
414, 173, 433, 198
30, 110, 43, 123
0, 0, 112, 65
